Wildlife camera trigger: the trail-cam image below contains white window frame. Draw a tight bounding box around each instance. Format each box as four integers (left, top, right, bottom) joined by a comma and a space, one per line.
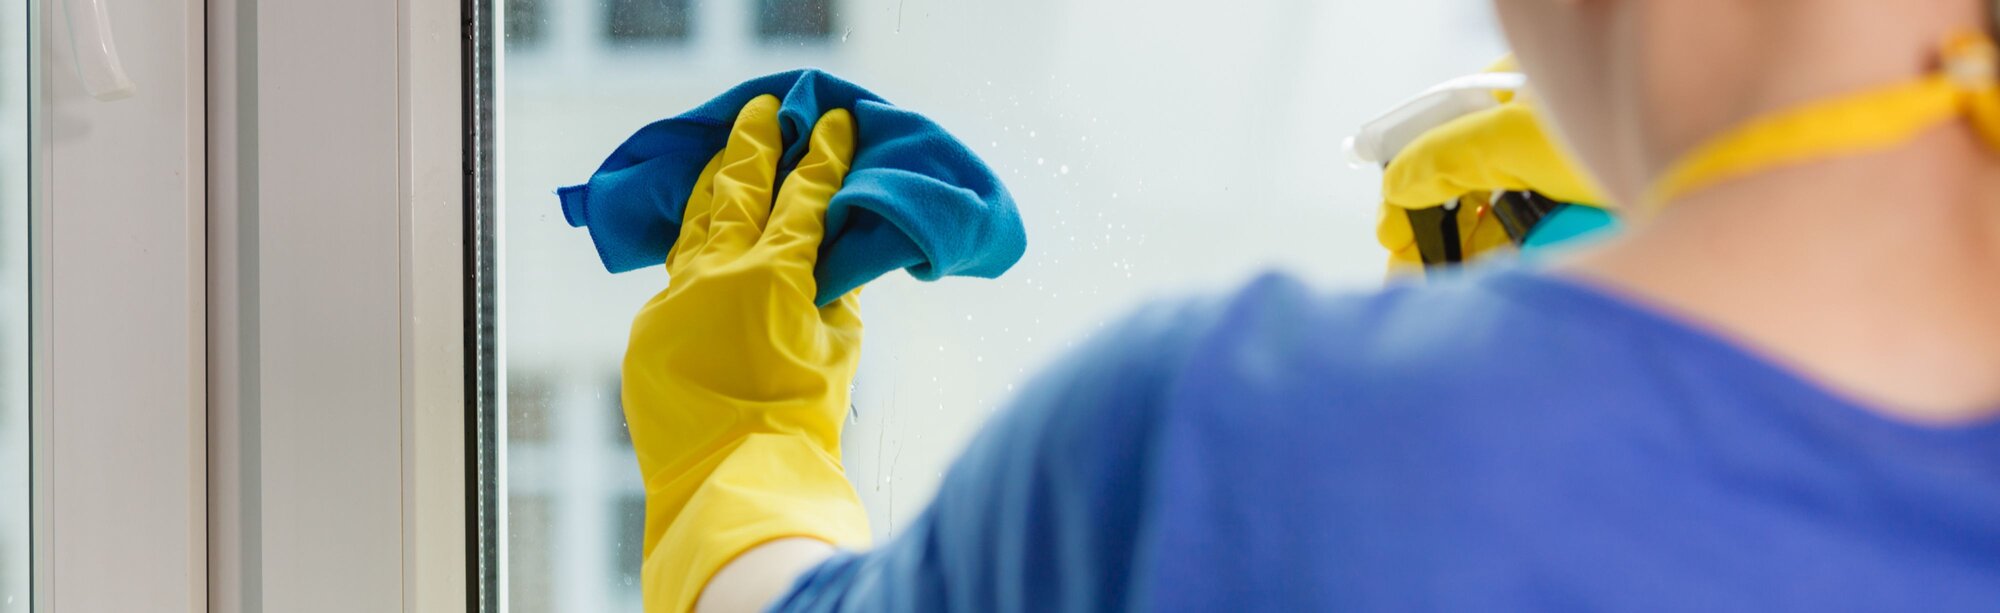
204, 0, 468, 611
31, 0, 208, 609
27, 0, 467, 610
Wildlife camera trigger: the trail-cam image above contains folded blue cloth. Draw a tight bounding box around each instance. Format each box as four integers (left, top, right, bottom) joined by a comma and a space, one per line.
558, 69, 1026, 306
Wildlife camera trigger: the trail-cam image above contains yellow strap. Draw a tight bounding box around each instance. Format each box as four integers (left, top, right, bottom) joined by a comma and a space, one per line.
1646, 31, 2000, 211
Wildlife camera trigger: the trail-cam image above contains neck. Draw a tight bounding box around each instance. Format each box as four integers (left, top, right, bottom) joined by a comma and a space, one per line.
1567, 124, 2000, 422
1635, 1, 1989, 197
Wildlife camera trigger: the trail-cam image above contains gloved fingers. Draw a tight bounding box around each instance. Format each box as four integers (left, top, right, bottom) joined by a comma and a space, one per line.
668, 151, 728, 275
1383, 105, 1531, 209
1381, 102, 1605, 211
1374, 203, 1427, 277
701, 95, 785, 258
1480, 104, 1605, 205
761, 108, 857, 273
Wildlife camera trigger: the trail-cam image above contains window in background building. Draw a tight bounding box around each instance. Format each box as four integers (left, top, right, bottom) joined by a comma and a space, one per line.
507, 495, 557, 613
606, 377, 630, 446
756, 0, 832, 40
505, 0, 547, 48
610, 494, 646, 603
606, 0, 692, 44
508, 372, 556, 444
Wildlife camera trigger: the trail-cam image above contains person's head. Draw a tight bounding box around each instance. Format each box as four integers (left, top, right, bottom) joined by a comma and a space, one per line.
1492, 0, 1993, 205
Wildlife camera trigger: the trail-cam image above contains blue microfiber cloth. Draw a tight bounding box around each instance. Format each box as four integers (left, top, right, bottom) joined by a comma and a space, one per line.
558, 69, 1026, 306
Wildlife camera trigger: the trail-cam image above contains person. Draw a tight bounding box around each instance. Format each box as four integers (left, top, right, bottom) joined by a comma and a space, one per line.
622, 1, 2000, 610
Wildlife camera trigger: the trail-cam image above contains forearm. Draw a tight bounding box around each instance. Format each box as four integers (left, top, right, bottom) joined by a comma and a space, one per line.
696, 538, 837, 613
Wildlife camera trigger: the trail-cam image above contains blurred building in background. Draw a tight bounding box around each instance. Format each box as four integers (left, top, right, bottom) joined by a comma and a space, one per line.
499, 0, 1501, 610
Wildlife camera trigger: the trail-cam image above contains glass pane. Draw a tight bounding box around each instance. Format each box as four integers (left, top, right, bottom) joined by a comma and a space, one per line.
490, 0, 1502, 609
605, 0, 691, 44
1, 0, 29, 607
756, 0, 830, 40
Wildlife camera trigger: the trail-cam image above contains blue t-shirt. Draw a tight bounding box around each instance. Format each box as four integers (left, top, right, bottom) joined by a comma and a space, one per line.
771, 267, 2000, 611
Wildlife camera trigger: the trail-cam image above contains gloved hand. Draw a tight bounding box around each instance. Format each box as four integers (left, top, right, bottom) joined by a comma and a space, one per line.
621, 94, 870, 613
1377, 94, 1608, 275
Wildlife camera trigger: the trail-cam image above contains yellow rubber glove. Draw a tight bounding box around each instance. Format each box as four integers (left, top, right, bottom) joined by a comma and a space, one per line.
1377, 194, 1516, 277
621, 94, 870, 613
1377, 97, 1608, 275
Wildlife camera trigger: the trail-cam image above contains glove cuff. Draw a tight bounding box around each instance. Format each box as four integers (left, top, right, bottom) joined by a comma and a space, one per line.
645, 433, 872, 613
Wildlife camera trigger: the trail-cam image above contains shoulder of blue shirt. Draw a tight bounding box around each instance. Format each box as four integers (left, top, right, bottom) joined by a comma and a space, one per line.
774, 264, 1645, 611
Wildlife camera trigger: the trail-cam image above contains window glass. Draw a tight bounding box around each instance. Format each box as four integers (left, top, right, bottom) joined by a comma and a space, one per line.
756, 0, 831, 40
606, 0, 692, 44
506, 0, 548, 48
494, 0, 1502, 609
1, 0, 29, 607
